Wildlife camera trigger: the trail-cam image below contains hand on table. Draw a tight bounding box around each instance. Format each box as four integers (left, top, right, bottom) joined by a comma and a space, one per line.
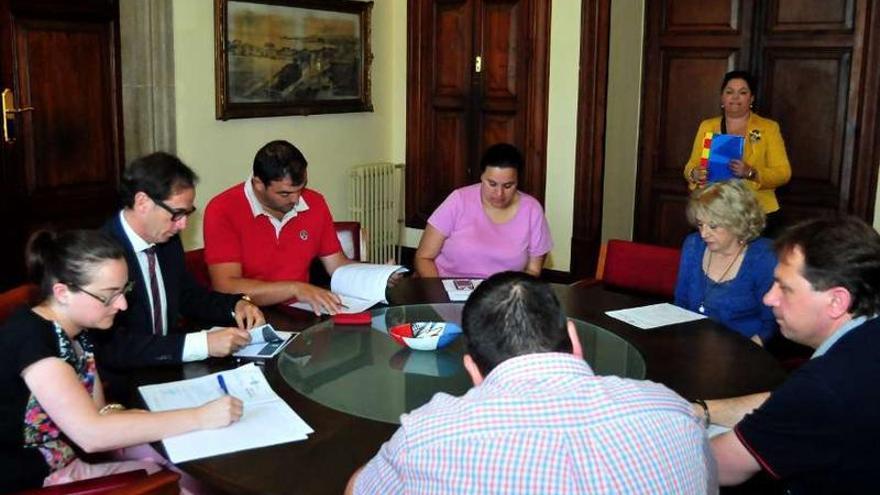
233, 299, 265, 329
295, 282, 344, 315
207, 327, 252, 357
384, 258, 405, 287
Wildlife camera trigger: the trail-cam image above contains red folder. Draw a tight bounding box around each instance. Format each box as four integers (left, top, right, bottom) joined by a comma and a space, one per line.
333, 312, 371, 325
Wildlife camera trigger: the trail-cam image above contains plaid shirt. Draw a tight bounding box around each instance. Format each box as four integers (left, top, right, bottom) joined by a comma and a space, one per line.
355, 353, 716, 494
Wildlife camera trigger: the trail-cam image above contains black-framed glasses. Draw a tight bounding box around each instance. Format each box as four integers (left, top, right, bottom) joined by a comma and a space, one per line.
69, 280, 135, 307
151, 197, 197, 222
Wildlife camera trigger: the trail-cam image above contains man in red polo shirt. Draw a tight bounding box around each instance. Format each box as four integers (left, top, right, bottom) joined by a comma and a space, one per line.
203, 140, 354, 314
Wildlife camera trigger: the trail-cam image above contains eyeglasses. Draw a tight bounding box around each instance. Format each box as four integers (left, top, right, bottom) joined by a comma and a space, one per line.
69, 280, 135, 307
151, 197, 197, 222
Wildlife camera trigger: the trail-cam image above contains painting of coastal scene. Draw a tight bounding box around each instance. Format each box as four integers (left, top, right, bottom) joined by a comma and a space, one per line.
216, 0, 372, 118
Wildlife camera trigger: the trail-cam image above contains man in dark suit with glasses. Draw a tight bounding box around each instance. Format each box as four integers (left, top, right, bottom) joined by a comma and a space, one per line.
94, 152, 264, 403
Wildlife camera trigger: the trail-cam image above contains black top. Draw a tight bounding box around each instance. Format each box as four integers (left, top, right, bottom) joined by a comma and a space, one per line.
736, 317, 880, 494
0, 308, 93, 492
95, 214, 241, 402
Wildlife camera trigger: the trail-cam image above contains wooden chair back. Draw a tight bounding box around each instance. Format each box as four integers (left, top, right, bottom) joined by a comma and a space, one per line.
571, 239, 681, 300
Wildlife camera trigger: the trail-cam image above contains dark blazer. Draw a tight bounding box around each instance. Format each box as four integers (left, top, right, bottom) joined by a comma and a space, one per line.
93, 214, 240, 372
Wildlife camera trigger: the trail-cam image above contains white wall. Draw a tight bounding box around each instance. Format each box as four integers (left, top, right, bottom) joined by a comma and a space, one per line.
601, 0, 645, 242
173, 0, 400, 249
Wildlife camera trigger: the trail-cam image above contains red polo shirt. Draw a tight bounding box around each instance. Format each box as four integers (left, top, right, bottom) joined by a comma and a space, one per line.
203, 182, 341, 283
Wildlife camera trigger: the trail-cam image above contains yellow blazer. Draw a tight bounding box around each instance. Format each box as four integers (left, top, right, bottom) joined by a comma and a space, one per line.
683, 113, 791, 213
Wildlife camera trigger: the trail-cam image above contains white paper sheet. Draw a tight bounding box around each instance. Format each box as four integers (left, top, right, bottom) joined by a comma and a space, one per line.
605, 303, 706, 329
138, 363, 313, 463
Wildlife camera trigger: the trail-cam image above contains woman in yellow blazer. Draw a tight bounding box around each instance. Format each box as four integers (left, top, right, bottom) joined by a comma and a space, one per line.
684, 70, 791, 235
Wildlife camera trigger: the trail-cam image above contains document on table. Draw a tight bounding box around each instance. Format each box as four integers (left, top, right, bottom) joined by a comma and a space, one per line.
138, 363, 313, 463
441, 279, 483, 302
605, 303, 706, 329
288, 263, 407, 314
232, 324, 298, 359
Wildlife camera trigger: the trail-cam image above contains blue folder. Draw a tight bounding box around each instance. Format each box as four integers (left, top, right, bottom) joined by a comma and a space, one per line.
707, 134, 745, 182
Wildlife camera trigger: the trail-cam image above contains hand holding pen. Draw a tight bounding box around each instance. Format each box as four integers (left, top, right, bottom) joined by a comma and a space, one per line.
194, 374, 244, 429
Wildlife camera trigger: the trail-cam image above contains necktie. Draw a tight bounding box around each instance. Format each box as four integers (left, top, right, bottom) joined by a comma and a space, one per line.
145, 247, 164, 335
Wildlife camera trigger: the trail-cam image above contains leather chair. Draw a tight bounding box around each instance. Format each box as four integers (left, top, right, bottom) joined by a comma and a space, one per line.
333, 221, 365, 262
310, 221, 365, 286
183, 248, 211, 290
0, 283, 40, 323
10, 469, 180, 495
571, 239, 681, 300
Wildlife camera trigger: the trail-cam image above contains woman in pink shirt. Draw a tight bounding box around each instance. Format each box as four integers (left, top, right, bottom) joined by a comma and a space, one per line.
415, 143, 553, 279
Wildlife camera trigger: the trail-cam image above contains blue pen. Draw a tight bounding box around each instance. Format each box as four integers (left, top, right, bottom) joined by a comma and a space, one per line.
217, 374, 229, 395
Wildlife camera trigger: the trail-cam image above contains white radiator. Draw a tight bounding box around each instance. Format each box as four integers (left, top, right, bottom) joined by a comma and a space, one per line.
348, 162, 405, 263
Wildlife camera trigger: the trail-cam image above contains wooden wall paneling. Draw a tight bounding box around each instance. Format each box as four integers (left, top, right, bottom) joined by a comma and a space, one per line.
756, 0, 873, 225
569, 0, 610, 278
636, 0, 880, 247
850, 0, 880, 219
635, 0, 754, 247
16, 20, 119, 200
770, 0, 854, 31
406, 0, 473, 226
476, 0, 523, 186
0, 0, 123, 289
406, 0, 549, 230
665, 0, 744, 33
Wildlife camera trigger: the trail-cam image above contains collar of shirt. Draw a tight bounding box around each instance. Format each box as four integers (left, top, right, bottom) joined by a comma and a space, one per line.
119, 209, 155, 254
243, 176, 309, 229
480, 352, 595, 388
812, 315, 873, 358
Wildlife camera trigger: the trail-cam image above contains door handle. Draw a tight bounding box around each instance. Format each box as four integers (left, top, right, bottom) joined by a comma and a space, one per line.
2, 88, 34, 144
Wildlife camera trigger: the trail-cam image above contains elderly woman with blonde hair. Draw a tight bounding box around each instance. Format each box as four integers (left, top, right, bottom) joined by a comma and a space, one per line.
674, 180, 778, 344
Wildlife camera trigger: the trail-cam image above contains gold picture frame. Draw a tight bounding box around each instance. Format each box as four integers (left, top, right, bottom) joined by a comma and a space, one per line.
214, 0, 373, 119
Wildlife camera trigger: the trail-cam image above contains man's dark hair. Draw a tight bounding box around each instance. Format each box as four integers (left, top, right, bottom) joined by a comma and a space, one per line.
119, 152, 198, 208
253, 140, 308, 185
462, 271, 570, 374
720, 70, 757, 97
775, 215, 880, 317
479, 143, 524, 177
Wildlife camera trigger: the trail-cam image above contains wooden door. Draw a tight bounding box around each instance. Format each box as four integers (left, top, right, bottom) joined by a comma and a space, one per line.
0, 0, 123, 289
405, 0, 549, 227
635, 0, 880, 247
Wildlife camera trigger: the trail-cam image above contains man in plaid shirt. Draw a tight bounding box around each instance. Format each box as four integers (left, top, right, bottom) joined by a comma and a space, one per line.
347, 272, 715, 494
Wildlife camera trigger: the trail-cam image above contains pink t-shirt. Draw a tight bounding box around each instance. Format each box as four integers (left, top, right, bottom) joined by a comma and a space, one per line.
428, 184, 553, 278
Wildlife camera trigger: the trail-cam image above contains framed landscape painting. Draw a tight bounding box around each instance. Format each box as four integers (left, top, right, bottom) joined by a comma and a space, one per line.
214, 0, 373, 119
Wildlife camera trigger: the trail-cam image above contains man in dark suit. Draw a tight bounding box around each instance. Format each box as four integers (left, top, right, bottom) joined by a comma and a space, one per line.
94, 152, 264, 401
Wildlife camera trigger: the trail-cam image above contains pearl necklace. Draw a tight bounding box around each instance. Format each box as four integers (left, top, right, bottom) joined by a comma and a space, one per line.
699, 244, 746, 314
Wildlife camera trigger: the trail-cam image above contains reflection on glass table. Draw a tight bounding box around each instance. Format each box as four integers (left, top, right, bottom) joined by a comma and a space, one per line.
277, 304, 646, 424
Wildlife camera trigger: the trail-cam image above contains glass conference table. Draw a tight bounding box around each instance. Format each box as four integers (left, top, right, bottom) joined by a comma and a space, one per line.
277, 303, 645, 425
135, 279, 786, 495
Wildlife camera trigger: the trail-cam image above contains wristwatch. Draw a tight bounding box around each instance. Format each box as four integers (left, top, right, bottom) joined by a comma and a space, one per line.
240, 294, 254, 305
746, 167, 756, 179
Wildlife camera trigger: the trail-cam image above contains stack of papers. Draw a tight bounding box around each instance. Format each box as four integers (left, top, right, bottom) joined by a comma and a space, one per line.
139, 363, 313, 462
289, 263, 407, 314
605, 303, 706, 329
442, 279, 482, 302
